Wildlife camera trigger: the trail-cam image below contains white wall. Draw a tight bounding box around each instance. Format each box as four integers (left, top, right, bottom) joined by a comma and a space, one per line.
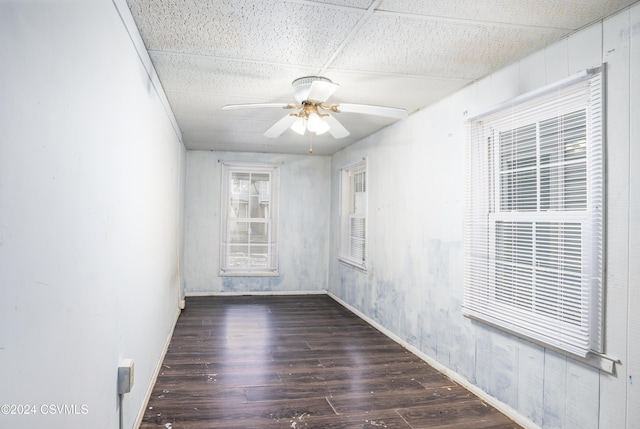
329, 4, 640, 429
0, 1, 185, 428
184, 151, 331, 294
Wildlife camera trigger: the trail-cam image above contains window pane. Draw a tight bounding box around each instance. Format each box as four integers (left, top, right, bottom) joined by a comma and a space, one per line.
535, 221, 583, 327
231, 172, 251, 198
539, 110, 588, 212
535, 270, 582, 325
540, 163, 587, 210
353, 171, 366, 193
500, 169, 537, 211
251, 174, 270, 218
500, 124, 536, 170
229, 244, 248, 268
499, 124, 537, 212
229, 197, 246, 218
539, 110, 587, 164
229, 221, 248, 244
349, 217, 365, 261
536, 222, 582, 273
352, 191, 366, 215
249, 221, 269, 243
494, 221, 534, 309
249, 245, 269, 268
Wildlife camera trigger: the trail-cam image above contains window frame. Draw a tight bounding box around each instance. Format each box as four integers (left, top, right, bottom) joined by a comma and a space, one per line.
219, 162, 279, 276
463, 67, 605, 358
339, 159, 367, 271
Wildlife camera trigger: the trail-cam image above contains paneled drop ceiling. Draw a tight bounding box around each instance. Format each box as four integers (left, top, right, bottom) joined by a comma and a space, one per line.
126, 0, 636, 155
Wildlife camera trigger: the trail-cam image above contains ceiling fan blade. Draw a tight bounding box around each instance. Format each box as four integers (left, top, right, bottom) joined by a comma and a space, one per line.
337, 103, 408, 119
323, 115, 350, 139
307, 80, 340, 103
222, 103, 291, 111
264, 114, 298, 138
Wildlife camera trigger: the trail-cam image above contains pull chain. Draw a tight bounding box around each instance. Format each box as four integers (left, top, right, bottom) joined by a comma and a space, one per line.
308, 132, 313, 154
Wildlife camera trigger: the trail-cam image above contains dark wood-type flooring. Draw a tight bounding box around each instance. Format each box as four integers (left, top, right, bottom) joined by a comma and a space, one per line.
140, 295, 522, 429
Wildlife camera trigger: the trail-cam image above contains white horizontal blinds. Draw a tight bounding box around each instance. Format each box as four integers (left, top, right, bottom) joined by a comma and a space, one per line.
340, 160, 366, 267
221, 164, 278, 273
464, 68, 603, 357
350, 164, 366, 261
586, 71, 604, 353
464, 120, 493, 313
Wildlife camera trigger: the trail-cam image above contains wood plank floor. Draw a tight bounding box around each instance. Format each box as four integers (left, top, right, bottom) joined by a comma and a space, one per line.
140, 295, 522, 429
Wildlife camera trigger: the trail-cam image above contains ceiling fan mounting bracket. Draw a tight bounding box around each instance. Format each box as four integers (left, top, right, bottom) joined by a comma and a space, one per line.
292, 76, 333, 103
292, 75, 332, 88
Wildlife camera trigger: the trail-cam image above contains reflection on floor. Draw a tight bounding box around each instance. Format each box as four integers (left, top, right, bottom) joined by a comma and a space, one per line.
140, 295, 522, 428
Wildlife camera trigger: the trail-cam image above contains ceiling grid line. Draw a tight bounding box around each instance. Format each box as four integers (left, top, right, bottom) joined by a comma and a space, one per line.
374, 9, 574, 32
318, 0, 384, 75
283, 0, 369, 13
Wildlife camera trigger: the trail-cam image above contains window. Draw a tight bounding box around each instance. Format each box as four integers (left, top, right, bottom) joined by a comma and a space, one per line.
339, 159, 367, 270
464, 68, 604, 357
220, 163, 279, 275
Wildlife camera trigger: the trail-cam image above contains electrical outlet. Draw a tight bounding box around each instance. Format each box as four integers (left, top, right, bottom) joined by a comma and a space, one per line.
117, 359, 134, 394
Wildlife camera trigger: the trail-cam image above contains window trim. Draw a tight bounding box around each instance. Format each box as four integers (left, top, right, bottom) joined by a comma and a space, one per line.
219, 162, 279, 276
463, 67, 605, 359
339, 159, 367, 271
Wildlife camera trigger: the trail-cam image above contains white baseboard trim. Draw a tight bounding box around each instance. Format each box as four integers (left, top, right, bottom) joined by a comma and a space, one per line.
327, 292, 540, 429
183, 290, 327, 298
134, 306, 181, 429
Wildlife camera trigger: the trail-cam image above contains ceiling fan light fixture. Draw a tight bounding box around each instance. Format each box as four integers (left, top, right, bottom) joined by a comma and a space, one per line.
290, 117, 306, 135
307, 111, 323, 133
313, 118, 330, 135
223, 75, 407, 142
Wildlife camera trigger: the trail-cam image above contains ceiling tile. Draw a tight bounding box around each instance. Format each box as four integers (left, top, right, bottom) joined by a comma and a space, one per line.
377, 0, 637, 29
320, 71, 470, 113
148, 52, 320, 99
330, 13, 567, 78
127, 0, 364, 66
300, 0, 373, 8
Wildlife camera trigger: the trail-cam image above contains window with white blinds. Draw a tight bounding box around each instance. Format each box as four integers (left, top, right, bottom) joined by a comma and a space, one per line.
220, 163, 279, 276
464, 68, 604, 357
340, 160, 367, 269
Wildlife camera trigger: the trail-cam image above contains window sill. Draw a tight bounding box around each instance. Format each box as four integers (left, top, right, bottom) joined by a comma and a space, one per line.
463, 311, 619, 374
219, 271, 280, 277
338, 257, 367, 273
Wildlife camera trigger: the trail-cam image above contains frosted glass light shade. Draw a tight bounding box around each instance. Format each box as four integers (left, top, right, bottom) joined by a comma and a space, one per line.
307, 112, 322, 132
290, 117, 306, 135
314, 118, 330, 135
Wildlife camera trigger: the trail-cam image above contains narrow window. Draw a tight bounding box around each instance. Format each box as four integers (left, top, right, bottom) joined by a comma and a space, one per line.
464, 68, 604, 357
340, 160, 367, 270
220, 163, 279, 276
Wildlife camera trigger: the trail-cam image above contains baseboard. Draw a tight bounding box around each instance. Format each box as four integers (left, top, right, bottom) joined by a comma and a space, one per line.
184, 290, 328, 298
134, 306, 181, 429
327, 292, 540, 429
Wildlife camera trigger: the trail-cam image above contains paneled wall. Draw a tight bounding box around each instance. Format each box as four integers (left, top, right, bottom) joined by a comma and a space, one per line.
0, 1, 185, 428
183, 151, 331, 294
329, 4, 640, 428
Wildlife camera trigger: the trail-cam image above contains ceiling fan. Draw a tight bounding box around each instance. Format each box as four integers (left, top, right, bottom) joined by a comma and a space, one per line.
222, 76, 408, 140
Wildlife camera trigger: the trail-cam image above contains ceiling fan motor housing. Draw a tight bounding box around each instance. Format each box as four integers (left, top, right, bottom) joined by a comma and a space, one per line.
292, 76, 332, 103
